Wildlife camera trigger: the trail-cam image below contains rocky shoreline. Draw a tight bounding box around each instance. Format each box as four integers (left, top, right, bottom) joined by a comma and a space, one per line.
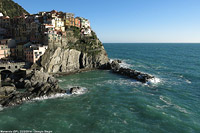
110, 60, 155, 83
0, 70, 85, 107
0, 60, 155, 108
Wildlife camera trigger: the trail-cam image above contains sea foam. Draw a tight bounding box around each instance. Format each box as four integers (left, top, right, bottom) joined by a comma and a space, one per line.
110, 58, 161, 85
33, 87, 88, 101
147, 77, 161, 85
0, 105, 3, 111
110, 58, 132, 68
33, 93, 68, 101
158, 95, 189, 114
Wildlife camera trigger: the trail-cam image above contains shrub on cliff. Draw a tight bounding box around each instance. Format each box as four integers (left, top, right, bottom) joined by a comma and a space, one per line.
66, 26, 103, 55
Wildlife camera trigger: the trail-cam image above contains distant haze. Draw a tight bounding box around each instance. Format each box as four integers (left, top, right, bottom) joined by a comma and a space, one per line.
14, 0, 200, 43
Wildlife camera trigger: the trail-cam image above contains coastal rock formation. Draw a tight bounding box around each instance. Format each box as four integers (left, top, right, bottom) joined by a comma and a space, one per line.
110, 60, 154, 83
68, 87, 87, 95
0, 86, 16, 96
34, 28, 110, 74
0, 70, 66, 107
40, 46, 109, 73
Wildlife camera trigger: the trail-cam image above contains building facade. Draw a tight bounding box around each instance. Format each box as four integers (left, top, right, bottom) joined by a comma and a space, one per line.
24, 43, 48, 63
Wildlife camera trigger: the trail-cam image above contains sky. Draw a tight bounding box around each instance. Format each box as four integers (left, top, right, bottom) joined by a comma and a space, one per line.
14, 0, 200, 43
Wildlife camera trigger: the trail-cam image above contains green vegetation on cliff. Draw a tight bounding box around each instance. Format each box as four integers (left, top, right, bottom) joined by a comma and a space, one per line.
0, 0, 29, 17
66, 27, 103, 55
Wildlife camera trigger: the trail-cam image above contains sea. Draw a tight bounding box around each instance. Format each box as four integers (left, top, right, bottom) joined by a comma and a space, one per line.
0, 43, 200, 133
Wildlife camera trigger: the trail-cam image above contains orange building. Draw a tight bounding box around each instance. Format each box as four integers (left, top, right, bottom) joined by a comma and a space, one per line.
74, 17, 81, 28
65, 17, 74, 27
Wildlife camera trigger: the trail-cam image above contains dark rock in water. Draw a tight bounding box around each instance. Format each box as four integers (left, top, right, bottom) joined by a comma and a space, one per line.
0, 70, 66, 107
110, 60, 154, 83
116, 59, 122, 63
69, 87, 86, 94
111, 60, 121, 72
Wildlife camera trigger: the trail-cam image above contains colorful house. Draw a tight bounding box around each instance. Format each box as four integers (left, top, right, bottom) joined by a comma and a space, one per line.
74, 17, 81, 28
63, 13, 75, 27
24, 43, 48, 63
0, 39, 16, 59
78, 17, 90, 28
0, 44, 10, 59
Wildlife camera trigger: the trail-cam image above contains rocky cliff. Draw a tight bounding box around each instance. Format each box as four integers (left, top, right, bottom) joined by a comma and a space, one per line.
0, 70, 66, 107
36, 27, 110, 73
0, 0, 29, 17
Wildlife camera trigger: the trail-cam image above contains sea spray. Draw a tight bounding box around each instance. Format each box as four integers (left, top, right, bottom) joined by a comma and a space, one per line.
110, 58, 132, 68
147, 77, 161, 85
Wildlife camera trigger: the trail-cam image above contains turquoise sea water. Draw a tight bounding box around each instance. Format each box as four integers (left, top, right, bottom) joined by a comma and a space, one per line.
0, 43, 200, 133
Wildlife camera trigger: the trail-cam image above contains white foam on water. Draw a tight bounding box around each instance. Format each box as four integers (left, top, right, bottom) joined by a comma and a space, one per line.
33, 87, 88, 101
147, 77, 161, 85
110, 58, 162, 85
33, 93, 68, 101
178, 75, 192, 84
174, 104, 189, 114
158, 95, 189, 114
110, 58, 133, 68
58, 79, 64, 82
119, 61, 132, 68
105, 79, 141, 87
156, 105, 170, 109
159, 95, 172, 105
0, 105, 3, 111
71, 87, 88, 95
185, 79, 191, 84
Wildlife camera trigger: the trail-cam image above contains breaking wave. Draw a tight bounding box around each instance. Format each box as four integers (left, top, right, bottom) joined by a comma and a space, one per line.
110, 58, 161, 85
147, 77, 161, 85
110, 58, 132, 68
33, 87, 88, 101
0, 105, 3, 111
33, 93, 68, 101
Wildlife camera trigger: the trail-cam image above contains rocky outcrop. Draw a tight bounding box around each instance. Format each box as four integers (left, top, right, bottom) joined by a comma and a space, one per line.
68, 87, 87, 95
34, 28, 110, 74
39, 46, 109, 73
0, 70, 89, 107
0, 86, 16, 96
110, 60, 154, 83
0, 70, 66, 107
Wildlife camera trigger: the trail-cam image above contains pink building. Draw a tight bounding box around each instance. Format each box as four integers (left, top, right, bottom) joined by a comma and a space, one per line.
24, 43, 48, 63
0, 39, 16, 59
0, 44, 10, 59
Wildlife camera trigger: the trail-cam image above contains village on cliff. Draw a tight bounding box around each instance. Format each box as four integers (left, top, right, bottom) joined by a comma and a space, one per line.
0, 10, 91, 65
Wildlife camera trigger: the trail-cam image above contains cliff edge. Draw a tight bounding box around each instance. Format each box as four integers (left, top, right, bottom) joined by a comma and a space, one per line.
35, 27, 110, 73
